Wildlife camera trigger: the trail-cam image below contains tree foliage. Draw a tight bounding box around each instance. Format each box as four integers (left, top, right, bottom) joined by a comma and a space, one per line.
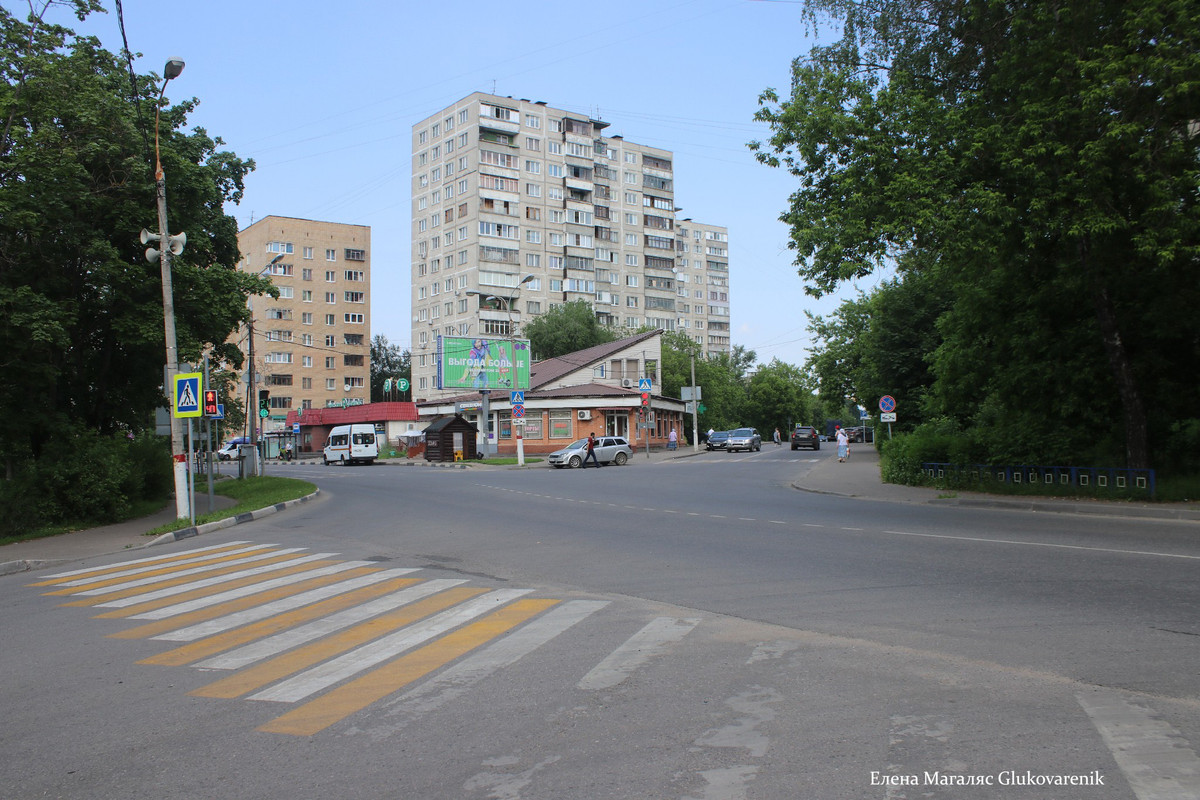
0, 3, 262, 526
523, 300, 617, 360
755, 0, 1200, 470
370, 335, 410, 401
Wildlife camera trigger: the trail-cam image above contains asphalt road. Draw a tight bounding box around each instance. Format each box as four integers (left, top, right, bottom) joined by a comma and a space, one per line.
3, 448, 1197, 800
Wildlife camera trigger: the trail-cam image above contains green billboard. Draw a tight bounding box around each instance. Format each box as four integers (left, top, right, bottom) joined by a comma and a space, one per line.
437, 336, 531, 391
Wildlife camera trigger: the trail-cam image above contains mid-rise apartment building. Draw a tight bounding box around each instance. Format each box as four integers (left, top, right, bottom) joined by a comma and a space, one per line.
236, 216, 372, 431
410, 92, 729, 401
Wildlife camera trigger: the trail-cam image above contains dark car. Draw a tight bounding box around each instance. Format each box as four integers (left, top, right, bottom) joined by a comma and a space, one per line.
705, 430, 730, 451
791, 425, 820, 450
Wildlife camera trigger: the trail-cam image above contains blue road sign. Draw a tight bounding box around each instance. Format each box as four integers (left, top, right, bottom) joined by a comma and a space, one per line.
638, 378, 652, 392
879, 395, 896, 413
213, 403, 225, 420
174, 373, 202, 418
511, 390, 524, 405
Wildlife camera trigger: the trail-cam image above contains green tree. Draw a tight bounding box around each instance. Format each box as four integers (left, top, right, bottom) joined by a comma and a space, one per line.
753, 0, 1200, 469
0, 4, 261, 521
523, 299, 617, 360
746, 359, 811, 435
370, 335, 410, 401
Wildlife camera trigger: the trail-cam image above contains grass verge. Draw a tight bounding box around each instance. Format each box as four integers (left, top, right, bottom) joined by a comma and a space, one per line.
142, 475, 317, 537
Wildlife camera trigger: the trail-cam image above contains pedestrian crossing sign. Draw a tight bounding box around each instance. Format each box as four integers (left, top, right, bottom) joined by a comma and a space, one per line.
173, 373, 202, 418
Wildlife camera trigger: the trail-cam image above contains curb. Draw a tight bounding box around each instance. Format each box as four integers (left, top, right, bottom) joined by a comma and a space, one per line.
146, 489, 322, 546
0, 489, 322, 577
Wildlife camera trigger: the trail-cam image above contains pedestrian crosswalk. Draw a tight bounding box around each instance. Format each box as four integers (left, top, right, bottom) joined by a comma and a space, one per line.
28, 541, 691, 738
25, 541, 1200, 798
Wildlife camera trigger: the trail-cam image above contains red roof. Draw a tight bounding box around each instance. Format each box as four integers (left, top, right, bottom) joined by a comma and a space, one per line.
285, 401, 419, 427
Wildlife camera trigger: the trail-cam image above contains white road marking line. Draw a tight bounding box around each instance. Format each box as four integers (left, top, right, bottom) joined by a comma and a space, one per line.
1077, 690, 1200, 800
72, 548, 311, 594
250, 588, 532, 703
150, 568, 419, 642
369, 601, 611, 734
39, 541, 256, 579
882, 530, 1200, 561
46, 543, 269, 584
94, 553, 339, 607
114, 560, 370, 616
578, 616, 700, 691
194, 579, 468, 670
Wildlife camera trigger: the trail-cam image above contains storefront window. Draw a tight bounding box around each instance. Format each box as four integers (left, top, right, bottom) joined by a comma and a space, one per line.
549, 409, 573, 438
523, 415, 543, 439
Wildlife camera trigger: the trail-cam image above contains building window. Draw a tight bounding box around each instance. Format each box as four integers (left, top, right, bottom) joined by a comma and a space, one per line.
344, 313, 365, 324
325, 249, 337, 261
344, 249, 366, 262
549, 409, 573, 439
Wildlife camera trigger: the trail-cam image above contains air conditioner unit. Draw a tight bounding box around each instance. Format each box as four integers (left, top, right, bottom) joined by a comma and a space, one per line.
577, 410, 591, 421
620, 378, 634, 388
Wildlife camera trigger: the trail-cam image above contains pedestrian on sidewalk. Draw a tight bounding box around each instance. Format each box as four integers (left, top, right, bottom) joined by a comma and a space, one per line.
582, 431, 600, 468
668, 428, 678, 451
773, 428, 781, 446
835, 425, 849, 462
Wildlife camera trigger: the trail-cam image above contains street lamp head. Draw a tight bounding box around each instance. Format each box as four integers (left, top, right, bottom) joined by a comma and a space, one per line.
519, 274, 536, 285
163, 58, 185, 82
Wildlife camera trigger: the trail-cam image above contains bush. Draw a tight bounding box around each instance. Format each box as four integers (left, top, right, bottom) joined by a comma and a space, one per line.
0, 428, 172, 536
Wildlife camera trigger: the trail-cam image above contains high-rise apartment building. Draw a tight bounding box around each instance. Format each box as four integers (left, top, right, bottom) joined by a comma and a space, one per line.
410, 92, 729, 401
676, 219, 731, 353
237, 216, 372, 431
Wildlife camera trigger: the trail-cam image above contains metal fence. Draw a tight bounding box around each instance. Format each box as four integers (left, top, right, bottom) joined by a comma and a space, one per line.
921, 462, 1156, 499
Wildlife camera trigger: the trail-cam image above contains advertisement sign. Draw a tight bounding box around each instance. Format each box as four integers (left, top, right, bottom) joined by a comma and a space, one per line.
437, 336, 531, 391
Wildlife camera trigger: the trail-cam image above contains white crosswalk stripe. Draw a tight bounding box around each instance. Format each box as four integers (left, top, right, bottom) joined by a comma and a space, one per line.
193, 578, 470, 669
249, 588, 533, 703
151, 568, 420, 642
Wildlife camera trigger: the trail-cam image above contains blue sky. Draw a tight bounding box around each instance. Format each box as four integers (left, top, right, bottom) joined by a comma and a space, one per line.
62, 0, 869, 369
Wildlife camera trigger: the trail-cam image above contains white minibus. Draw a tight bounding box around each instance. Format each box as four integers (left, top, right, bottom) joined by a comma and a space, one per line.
322, 424, 379, 465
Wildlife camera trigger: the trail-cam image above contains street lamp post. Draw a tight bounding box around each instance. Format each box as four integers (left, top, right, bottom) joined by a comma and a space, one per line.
146, 58, 189, 520
468, 274, 534, 462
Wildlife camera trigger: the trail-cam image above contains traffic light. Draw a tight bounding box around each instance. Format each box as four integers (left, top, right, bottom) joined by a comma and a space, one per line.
258, 389, 270, 416
640, 391, 650, 409
203, 389, 219, 416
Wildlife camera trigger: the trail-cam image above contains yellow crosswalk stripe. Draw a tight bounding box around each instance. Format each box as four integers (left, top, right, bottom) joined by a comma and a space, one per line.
259, 598, 559, 736
26, 542, 264, 587
85, 560, 345, 616
52, 552, 316, 601
191, 587, 487, 700
137, 576, 421, 665
40, 546, 287, 595
112, 568, 393, 642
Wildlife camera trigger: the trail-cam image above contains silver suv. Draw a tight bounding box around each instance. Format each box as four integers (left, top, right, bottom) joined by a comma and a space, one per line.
726, 428, 762, 452
547, 436, 633, 468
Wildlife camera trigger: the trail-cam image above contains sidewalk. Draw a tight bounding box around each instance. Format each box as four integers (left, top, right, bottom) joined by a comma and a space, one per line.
4, 446, 1195, 577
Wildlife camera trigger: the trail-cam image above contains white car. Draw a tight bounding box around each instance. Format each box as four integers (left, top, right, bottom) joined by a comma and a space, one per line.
547, 436, 632, 468
215, 439, 248, 461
